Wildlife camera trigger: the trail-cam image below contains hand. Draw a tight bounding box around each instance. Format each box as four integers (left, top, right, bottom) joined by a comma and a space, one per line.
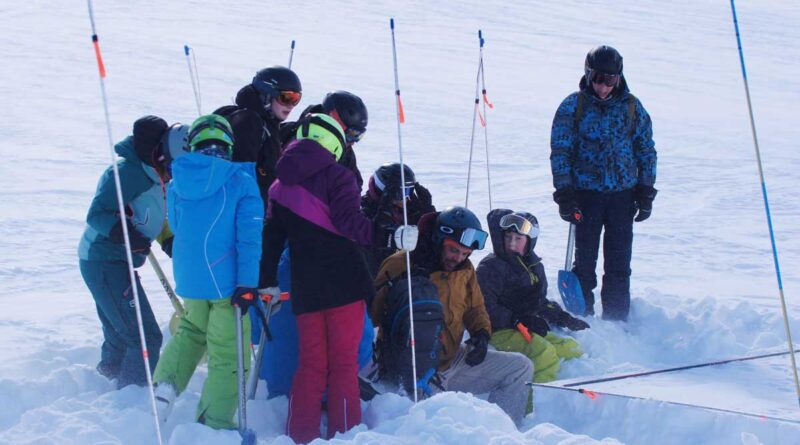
561, 315, 590, 331
413, 183, 433, 210
394, 225, 418, 251
231, 287, 258, 314
633, 185, 657, 222
518, 314, 550, 337
464, 329, 490, 366
553, 188, 583, 224
109, 220, 151, 253
160, 236, 174, 258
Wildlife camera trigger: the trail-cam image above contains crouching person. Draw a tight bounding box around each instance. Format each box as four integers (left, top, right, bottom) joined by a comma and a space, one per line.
477, 209, 589, 386
152, 115, 263, 429
371, 206, 533, 425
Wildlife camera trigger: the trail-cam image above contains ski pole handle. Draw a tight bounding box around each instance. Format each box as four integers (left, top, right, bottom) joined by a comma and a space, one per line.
516, 322, 532, 343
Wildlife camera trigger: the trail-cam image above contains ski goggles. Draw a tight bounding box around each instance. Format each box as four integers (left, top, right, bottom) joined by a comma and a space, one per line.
439, 225, 488, 250
499, 213, 539, 239
276, 90, 302, 106
344, 126, 365, 144
589, 70, 620, 87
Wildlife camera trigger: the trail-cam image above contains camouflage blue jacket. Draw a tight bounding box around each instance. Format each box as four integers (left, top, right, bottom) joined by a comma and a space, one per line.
550, 80, 657, 192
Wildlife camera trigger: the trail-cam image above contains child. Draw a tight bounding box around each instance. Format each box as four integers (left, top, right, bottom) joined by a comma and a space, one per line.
79, 115, 181, 389
476, 209, 589, 383
152, 114, 263, 429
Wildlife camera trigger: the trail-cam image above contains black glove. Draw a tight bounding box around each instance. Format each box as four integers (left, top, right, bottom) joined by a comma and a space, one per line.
517, 314, 550, 337
553, 188, 583, 225
410, 183, 434, 214
464, 329, 490, 367
560, 314, 590, 331
231, 287, 258, 315
633, 185, 657, 222
109, 220, 151, 254
160, 236, 174, 258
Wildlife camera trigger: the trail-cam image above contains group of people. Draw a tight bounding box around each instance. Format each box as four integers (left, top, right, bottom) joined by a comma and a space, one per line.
78, 44, 657, 442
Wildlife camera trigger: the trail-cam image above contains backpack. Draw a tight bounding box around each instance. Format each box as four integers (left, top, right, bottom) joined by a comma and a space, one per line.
376, 271, 444, 396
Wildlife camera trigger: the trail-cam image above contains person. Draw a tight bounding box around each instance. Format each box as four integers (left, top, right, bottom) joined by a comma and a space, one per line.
78, 115, 184, 389
152, 114, 263, 430
214, 65, 302, 200
371, 206, 533, 425
259, 114, 395, 443
361, 162, 435, 277
550, 45, 658, 320
476, 209, 588, 385
282, 90, 369, 187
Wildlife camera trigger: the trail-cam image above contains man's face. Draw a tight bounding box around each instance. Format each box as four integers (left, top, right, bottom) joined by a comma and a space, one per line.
441, 239, 472, 271
270, 97, 296, 122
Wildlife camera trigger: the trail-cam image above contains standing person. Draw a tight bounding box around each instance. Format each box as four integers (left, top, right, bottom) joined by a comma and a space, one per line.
361, 162, 435, 277
477, 209, 588, 384
282, 90, 369, 188
371, 207, 533, 425
550, 45, 657, 320
258, 114, 380, 443
214, 66, 302, 200
152, 114, 263, 430
78, 116, 182, 389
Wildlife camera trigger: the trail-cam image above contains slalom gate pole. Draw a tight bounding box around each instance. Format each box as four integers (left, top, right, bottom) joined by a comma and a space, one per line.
288, 39, 296, 68
729, 0, 800, 407
464, 33, 482, 208
562, 348, 800, 387
85, 2, 164, 443
389, 18, 419, 403
478, 30, 494, 210
528, 382, 800, 425
183, 44, 202, 115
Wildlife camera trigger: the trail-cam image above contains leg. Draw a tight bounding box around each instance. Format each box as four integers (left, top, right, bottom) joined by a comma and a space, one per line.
197, 298, 250, 429
601, 190, 635, 320
117, 271, 163, 388
80, 260, 126, 378
153, 299, 211, 393
574, 192, 604, 315
325, 301, 365, 439
287, 310, 327, 443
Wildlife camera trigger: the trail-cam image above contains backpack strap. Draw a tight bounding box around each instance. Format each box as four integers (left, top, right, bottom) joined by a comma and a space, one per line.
573, 93, 585, 134
626, 93, 638, 136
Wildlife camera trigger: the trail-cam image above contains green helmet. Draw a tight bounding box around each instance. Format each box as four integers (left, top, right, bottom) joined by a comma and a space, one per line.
296, 113, 346, 161
188, 114, 235, 156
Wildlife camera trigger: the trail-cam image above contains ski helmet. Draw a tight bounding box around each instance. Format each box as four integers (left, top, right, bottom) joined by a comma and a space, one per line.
369, 163, 416, 201
132, 115, 168, 167
252, 66, 302, 102
322, 91, 368, 143
498, 211, 540, 254
295, 113, 346, 161
433, 206, 488, 250
188, 114, 235, 158
585, 45, 623, 75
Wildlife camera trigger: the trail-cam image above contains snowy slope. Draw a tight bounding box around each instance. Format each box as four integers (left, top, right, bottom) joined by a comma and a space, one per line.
1, 0, 799, 444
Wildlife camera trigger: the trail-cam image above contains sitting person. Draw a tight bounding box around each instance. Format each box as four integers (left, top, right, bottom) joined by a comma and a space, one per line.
476, 209, 589, 384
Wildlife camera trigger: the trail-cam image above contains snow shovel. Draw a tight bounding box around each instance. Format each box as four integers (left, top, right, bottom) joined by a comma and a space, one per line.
558, 224, 586, 315
246, 290, 290, 399
147, 252, 183, 334
235, 304, 257, 445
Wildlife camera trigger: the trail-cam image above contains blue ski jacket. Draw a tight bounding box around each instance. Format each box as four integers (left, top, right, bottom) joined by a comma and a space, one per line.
550, 78, 657, 192
78, 136, 165, 266
167, 153, 263, 300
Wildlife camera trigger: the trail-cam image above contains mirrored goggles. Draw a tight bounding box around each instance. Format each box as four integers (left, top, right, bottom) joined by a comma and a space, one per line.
277, 90, 302, 106
590, 70, 620, 87
345, 126, 365, 144
440, 225, 488, 250
499, 213, 539, 239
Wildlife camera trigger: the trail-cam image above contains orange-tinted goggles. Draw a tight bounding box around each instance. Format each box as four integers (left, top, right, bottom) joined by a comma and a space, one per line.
277, 90, 302, 106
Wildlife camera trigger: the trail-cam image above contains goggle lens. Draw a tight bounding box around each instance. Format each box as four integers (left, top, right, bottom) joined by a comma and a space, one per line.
499, 214, 539, 239
345, 127, 365, 144
590, 70, 620, 87
277, 90, 302, 106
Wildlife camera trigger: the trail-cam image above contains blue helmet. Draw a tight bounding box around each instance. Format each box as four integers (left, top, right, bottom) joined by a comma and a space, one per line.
433, 206, 488, 250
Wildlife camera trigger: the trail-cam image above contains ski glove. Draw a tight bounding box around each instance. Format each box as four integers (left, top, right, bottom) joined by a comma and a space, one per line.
394, 225, 418, 251
561, 314, 590, 331
518, 314, 550, 337
258, 286, 284, 317
109, 220, 151, 254
231, 287, 258, 315
553, 188, 583, 225
633, 185, 658, 222
465, 329, 491, 367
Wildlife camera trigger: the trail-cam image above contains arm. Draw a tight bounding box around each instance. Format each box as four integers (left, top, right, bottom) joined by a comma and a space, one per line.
328, 168, 373, 246
476, 259, 516, 331
549, 94, 579, 190
259, 202, 287, 288
235, 176, 265, 288
632, 98, 657, 187
86, 159, 149, 237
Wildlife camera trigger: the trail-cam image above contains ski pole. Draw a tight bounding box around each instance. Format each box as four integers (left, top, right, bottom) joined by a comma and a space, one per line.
528, 382, 800, 425
183, 44, 202, 115
478, 30, 493, 210
562, 348, 800, 387
147, 252, 184, 315
729, 0, 800, 408
234, 304, 256, 444
85, 2, 163, 443
288, 40, 296, 69
247, 291, 289, 399
389, 17, 419, 403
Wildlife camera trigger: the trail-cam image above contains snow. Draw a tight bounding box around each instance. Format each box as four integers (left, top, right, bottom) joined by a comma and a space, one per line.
1, 0, 800, 444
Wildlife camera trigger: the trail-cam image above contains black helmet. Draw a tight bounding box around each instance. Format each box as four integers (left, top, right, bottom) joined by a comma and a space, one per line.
433, 206, 488, 250
322, 91, 368, 132
585, 45, 623, 75
252, 66, 302, 100
370, 163, 415, 201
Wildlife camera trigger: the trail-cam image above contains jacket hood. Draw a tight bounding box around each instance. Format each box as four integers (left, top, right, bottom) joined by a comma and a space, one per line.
579, 74, 630, 103
275, 139, 337, 185
235, 84, 277, 124
486, 208, 541, 261
115, 136, 161, 184
170, 152, 242, 200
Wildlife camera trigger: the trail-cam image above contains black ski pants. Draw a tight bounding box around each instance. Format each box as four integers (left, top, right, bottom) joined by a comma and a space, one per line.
573, 189, 635, 320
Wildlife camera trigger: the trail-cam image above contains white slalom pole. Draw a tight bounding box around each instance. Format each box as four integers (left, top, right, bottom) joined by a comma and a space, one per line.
729, 0, 800, 407
183, 44, 202, 115
464, 38, 482, 208
86, 2, 164, 443
389, 18, 419, 403
478, 30, 494, 210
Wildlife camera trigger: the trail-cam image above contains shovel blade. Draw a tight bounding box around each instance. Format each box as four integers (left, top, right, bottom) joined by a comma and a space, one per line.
558, 270, 586, 315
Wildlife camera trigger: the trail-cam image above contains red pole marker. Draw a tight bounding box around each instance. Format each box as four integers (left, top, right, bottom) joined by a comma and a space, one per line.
482, 90, 493, 108
579, 389, 598, 400
516, 322, 532, 343
92, 36, 106, 78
